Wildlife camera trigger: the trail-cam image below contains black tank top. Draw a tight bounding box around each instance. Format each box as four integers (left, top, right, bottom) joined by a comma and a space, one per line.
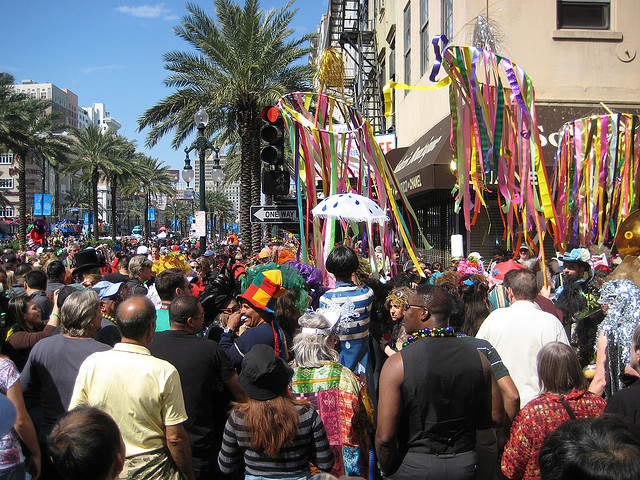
399, 336, 487, 454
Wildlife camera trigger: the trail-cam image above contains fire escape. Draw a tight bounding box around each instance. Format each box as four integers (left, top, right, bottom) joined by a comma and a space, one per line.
326, 0, 384, 134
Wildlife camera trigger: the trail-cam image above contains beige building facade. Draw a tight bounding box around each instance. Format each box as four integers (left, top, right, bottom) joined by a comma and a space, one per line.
371, 0, 640, 260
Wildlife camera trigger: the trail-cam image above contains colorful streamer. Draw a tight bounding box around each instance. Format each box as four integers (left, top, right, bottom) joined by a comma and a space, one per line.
552, 114, 640, 248
277, 91, 429, 277
383, 42, 560, 253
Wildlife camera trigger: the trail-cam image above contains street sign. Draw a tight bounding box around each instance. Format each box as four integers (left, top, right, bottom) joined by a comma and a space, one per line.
194, 211, 206, 237
251, 205, 299, 224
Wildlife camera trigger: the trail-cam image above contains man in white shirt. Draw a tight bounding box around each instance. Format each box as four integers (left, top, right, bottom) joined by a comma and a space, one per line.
477, 268, 569, 407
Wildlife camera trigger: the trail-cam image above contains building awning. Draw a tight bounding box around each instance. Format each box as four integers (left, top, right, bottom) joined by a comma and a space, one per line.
386, 103, 640, 197
386, 116, 455, 196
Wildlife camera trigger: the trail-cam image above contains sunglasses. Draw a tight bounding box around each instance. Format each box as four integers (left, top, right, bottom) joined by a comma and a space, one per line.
220, 304, 241, 314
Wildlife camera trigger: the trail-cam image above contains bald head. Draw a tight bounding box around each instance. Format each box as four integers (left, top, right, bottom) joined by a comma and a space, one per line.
115, 296, 156, 342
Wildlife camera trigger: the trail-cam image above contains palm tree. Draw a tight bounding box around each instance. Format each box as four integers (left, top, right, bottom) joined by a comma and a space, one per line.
138, 0, 314, 253
0, 73, 72, 245
204, 190, 233, 241
63, 185, 94, 223
122, 197, 146, 235
108, 136, 137, 242
63, 125, 123, 238
165, 199, 192, 237
122, 154, 175, 242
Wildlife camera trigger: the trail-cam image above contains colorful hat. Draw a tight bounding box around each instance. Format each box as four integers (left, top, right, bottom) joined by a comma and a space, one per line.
559, 247, 591, 269
238, 269, 288, 314
489, 259, 526, 285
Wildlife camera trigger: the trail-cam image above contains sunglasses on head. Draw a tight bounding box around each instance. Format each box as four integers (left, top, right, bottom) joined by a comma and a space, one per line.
220, 304, 240, 314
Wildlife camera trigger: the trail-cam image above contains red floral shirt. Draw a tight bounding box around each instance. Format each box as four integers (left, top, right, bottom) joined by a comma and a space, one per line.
501, 390, 606, 480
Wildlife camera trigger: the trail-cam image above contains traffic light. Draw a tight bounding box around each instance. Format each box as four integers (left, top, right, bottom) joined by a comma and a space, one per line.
260, 106, 284, 166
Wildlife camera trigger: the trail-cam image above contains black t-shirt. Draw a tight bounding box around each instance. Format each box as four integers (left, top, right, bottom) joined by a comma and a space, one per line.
148, 330, 236, 462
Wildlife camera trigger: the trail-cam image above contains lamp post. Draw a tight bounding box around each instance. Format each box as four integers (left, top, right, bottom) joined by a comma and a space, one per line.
183, 108, 223, 251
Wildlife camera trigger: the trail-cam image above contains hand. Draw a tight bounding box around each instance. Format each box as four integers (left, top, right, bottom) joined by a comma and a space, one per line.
27, 453, 41, 480
238, 323, 250, 336
226, 311, 242, 332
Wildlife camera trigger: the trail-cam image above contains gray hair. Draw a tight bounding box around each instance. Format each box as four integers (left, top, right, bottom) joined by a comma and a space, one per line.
128, 255, 152, 280
60, 289, 100, 337
291, 313, 339, 367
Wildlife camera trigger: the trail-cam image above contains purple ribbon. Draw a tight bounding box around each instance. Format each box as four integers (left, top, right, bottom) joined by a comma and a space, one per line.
429, 34, 450, 82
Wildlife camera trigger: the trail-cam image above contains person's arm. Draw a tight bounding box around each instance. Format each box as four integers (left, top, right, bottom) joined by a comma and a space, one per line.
480, 353, 505, 428
497, 375, 520, 422
223, 374, 247, 403
375, 352, 404, 476
8, 324, 57, 350
165, 423, 195, 480
589, 331, 607, 396
7, 380, 41, 480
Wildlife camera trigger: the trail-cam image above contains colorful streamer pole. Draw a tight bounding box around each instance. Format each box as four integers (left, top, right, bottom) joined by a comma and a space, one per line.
277, 91, 429, 277
552, 114, 640, 248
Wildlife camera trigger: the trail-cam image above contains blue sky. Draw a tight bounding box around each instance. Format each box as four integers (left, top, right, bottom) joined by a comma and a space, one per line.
1, 0, 328, 171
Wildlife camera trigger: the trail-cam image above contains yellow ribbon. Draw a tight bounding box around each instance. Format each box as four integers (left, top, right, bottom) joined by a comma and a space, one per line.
382, 78, 452, 118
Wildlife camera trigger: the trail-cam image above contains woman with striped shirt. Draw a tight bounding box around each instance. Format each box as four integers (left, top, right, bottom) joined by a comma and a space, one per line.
218, 344, 334, 479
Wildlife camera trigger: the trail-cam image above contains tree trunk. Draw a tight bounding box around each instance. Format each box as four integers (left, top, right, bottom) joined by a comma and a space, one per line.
110, 175, 117, 243
238, 106, 261, 255
18, 152, 27, 249
145, 193, 150, 243
92, 170, 100, 240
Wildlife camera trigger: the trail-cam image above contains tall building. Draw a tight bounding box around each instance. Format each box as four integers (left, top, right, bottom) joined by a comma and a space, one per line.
11, 80, 78, 129
81, 103, 122, 133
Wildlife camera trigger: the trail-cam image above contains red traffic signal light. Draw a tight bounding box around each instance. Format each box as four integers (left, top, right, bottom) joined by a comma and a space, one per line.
260, 105, 284, 166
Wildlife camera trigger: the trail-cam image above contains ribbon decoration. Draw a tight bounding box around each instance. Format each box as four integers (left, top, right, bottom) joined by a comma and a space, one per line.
552, 114, 640, 248
381, 40, 560, 253
277, 91, 428, 278
443, 45, 560, 252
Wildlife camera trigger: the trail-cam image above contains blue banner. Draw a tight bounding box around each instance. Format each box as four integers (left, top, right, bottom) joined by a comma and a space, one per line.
172, 219, 179, 228
43, 194, 52, 215
33, 194, 42, 215
148, 208, 155, 221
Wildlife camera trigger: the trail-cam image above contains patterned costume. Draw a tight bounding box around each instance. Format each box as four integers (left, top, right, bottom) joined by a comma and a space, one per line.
501, 390, 606, 479
290, 361, 370, 477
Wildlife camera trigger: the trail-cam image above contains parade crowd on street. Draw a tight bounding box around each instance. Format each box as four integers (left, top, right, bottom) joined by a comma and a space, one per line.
0, 234, 637, 480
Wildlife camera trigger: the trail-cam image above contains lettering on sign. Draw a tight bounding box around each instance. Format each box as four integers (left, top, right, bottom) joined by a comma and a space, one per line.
394, 135, 442, 174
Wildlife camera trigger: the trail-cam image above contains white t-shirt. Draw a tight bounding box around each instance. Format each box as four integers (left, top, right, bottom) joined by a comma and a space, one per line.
476, 300, 569, 406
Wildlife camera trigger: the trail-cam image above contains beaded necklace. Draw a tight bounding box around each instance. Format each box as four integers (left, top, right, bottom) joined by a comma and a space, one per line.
402, 326, 455, 347
103, 314, 116, 325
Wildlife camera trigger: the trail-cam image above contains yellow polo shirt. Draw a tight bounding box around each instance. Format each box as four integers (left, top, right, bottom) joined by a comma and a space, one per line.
69, 343, 188, 457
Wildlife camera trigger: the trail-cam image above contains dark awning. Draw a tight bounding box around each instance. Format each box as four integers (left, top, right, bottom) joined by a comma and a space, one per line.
386, 103, 640, 197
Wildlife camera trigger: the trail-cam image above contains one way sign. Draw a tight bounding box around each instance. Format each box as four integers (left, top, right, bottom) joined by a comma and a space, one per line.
250, 205, 299, 224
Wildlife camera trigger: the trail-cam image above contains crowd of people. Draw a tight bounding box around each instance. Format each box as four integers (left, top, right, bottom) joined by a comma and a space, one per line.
0, 236, 638, 479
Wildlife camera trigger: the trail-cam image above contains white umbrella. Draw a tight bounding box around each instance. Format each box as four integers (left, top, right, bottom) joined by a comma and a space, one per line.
311, 193, 388, 224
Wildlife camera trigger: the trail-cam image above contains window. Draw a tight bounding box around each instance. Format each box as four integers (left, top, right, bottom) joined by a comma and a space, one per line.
0, 154, 13, 165
442, 0, 453, 40
557, 0, 610, 29
0, 207, 13, 217
420, 0, 429, 76
0, 179, 14, 189
404, 3, 411, 85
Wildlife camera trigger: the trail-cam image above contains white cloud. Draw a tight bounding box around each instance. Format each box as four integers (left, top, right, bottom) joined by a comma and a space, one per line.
116, 3, 171, 19
82, 65, 124, 75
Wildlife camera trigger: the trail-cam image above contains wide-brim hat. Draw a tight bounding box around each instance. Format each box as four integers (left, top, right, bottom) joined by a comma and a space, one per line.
238, 344, 293, 400
72, 249, 105, 274
559, 247, 591, 269
238, 269, 288, 314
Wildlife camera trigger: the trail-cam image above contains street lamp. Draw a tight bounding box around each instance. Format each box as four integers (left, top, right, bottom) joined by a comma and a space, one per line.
183, 107, 223, 251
